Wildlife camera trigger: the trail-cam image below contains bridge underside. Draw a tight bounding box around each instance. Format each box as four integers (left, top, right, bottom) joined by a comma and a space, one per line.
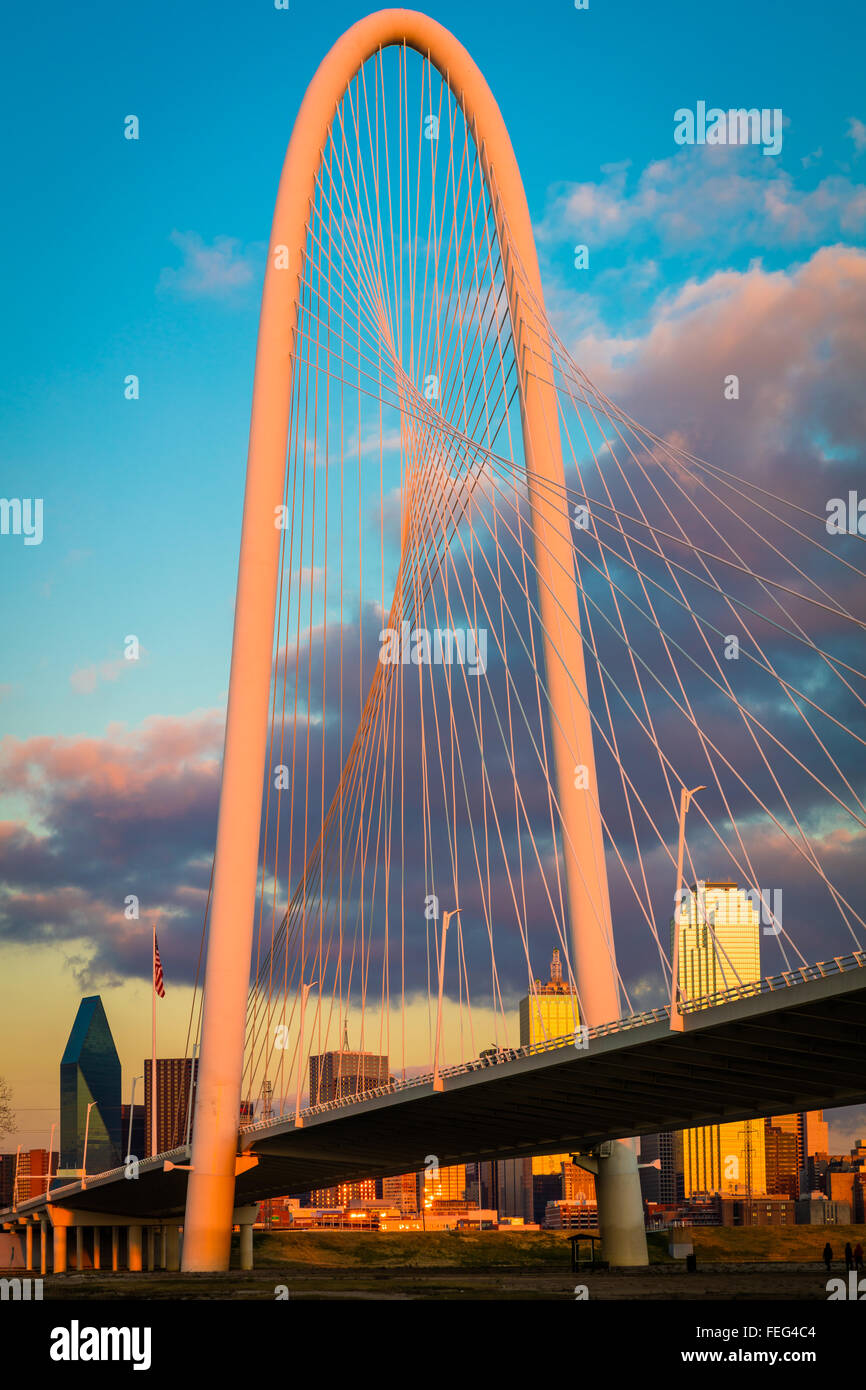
7, 968, 865, 1220
238, 968, 866, 1199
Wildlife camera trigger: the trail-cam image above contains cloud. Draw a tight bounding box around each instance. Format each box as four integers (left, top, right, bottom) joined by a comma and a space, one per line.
537, 147, 866, 254
158, 230, 261, 299
69, 648, 145, 694
846, 117, 866, 155
0, 711, 224, 988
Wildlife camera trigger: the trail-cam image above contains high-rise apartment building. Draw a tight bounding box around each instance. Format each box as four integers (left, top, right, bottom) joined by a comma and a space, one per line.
675, 884, 766, 1197
60, 996, 122, 1174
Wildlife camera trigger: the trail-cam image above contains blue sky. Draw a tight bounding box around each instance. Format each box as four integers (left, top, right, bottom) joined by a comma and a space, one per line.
2, 0, 864, 740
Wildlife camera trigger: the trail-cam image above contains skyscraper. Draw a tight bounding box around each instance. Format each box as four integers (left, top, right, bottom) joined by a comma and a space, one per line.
767, 1111, 829, 1196
60, 996, 122, 1175
499, 948, 582, 1221
144, 1057, 197, 1154
676, 881, 762, 1003
638, 1132, 681, 1204
421, 1163, 467, 1207
675, 884, 766, 1197
308, 1039, 389, 1106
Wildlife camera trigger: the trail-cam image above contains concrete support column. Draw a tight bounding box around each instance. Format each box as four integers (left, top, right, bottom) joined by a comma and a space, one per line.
111, 1226, 119, 1272
164, 1224, 180, 1272
128, 1225, 142, 1272
594, 1139, 649, 1268
92, 1228, 101, 1270
239, 1221, 253, 1271
74, 1226, 83, 1271
53, 1225, 67, 1274
145, 1226, 155, 1271
39, 1221, 48, 1276
25, 1224, 33, 1271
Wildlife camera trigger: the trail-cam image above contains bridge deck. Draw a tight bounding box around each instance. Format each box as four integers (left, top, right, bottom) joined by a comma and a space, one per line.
4, 958, 863, 1220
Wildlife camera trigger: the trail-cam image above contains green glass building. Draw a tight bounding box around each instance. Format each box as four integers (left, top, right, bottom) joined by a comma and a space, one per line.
60, 995, 122, 1174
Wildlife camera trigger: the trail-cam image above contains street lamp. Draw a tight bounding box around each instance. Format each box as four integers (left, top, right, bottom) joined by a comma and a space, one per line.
433, 907, 460, 1091
670, 785, 706, 1032
294, 979, 317, 1128
127, 1074, 143, 1160
45, 1122, 56, 1194
81, 1101, 97, 1187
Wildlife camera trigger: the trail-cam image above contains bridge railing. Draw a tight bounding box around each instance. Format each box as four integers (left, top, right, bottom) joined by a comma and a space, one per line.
678, 949, 866, 1013
241, 948, 866, 1135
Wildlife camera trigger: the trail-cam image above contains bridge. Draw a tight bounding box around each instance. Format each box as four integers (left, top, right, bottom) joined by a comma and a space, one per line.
4, 7, 865, 1275
5, 952, 865, 1270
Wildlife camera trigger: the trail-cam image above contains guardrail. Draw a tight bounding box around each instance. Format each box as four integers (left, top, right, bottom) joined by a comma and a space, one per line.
241, 948, 866, 1135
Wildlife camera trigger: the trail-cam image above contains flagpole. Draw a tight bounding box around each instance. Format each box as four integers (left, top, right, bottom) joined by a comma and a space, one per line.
151, 922, 157, 1159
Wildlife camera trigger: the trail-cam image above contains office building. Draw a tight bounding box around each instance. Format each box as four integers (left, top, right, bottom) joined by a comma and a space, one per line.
60, 995, 122, 1174
720, 1195, 795, 1227
674, 884, 766, 1197
499, 948, 579, 1221
121, 1102, 146, 1159
765, 1122, 800, 1200
796, 1194, 851, 1224
143, 1057, 197, 1154
638, 1132, 680, 1205
0, 1153, 15, 1207
310, 1179, 377, 1207
308, 1039, 389, 1106
768, 1111, 829, 1194
421, 1163, 467, 1207
382, 1171, 418, 1214
17, 1148, 57, 1201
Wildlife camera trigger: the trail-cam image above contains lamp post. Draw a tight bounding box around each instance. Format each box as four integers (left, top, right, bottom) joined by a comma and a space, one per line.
294, 980, 317, 1128
433, 908, 460, 1091
127, 1074, 143, 1160
45, 1122, 56, 1194
81, 1101, 97, 1187
670, 785, 706, 1032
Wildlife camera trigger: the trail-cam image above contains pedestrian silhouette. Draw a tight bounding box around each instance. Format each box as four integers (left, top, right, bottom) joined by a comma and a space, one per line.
845, 1241, 854, 1271
823, 1241, 833, 1272
854, 1242, 864, 1273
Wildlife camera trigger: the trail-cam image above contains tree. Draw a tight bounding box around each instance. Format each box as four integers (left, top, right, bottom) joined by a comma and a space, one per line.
0, 1077, 16, 1139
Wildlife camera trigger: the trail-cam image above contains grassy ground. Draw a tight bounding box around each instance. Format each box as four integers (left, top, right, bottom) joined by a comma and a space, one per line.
250, 1229, 603, 1269
6, 1227, 864, 1299
675, 1224, 866, 1263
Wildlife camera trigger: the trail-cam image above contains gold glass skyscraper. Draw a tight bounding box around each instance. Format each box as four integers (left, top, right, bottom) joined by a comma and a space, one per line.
496, 948, 583, 1220
523, 951, 579, 1183
675, 882, 766, 1197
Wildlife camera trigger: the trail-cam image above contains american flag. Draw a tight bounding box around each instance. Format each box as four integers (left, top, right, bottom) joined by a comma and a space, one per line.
153, 932, 165, 998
